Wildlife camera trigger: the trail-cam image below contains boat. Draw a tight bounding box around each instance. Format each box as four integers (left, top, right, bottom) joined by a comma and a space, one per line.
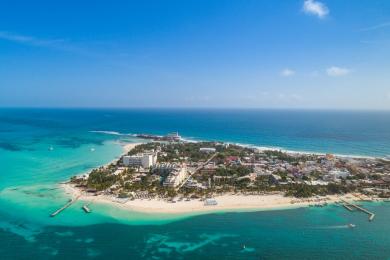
90, 148, 95, 152
48, 146, 54, 151
82, 204, 91, 213
348, 224, 356, 228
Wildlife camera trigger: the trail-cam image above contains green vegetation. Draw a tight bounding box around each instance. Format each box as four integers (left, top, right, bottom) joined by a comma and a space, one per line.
87, 168, 119, 191
70, 141, 389, 200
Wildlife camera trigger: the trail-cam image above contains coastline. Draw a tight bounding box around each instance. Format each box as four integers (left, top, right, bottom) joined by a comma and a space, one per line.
60, 139, 386, 217
93, 130, 380, 159
74, 141, 142, 179
62, 182, 369, 215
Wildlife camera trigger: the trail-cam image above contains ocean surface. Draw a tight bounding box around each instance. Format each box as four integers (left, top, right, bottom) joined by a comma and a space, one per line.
1, 108, 390, 259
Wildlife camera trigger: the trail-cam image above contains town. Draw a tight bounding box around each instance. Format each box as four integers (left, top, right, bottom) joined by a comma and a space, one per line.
70, 135, 390, 203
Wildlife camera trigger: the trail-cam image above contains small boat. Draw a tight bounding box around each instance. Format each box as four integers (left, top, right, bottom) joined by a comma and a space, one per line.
48, 146, 54, 151
90, 148, 95, 152
348, 224, 356, 228
82, 205, 91, 213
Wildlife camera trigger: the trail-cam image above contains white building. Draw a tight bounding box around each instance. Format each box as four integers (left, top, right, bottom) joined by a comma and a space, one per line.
153, 163, 178, 174
163, 165, 188, 187
123, 153, 157, 168
200, 147, 216, 153
324, 169, 350, 181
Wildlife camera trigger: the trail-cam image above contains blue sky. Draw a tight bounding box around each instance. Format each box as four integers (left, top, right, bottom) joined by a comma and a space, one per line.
0, 0, 390, 109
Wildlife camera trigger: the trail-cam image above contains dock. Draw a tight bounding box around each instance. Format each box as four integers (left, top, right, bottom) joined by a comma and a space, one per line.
342, 200, 375, 221
50, 195, 81, 217
343, 204, 354, 211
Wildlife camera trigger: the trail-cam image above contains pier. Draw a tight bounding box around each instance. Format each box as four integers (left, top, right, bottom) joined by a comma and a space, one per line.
343, 204, 354, 211
50, 195, 81, 217
342, 200, 375, 221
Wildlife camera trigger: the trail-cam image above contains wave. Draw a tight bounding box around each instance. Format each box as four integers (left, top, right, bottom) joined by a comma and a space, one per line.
89, 130, 123, 135
89, 130, 376, 159
90, 130, 140, 138
313, 225, 353, 229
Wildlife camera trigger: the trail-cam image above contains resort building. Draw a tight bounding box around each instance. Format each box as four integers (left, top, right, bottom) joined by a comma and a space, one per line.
123, 153, 157, 168
200, 147, 216, 153
163, 165, 188, 187
152, 163, 178, 175
323, 169, 350, 181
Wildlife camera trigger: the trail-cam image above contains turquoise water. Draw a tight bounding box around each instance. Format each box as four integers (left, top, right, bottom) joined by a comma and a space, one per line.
1, 108, 390, 259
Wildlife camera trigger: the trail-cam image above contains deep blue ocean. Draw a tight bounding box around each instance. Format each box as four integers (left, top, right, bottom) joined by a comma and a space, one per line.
1, 108, 390, 259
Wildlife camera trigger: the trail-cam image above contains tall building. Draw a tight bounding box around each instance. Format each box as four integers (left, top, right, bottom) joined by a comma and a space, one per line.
123, 153, 157, 168
163, 165, 188, 187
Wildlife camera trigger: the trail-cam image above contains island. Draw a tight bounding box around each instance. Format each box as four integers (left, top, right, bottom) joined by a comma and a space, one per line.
65, 135, 390, 214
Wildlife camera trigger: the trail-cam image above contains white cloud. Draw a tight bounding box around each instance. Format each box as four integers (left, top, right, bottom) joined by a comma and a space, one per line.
326, 66, 351, 77
0, 31, 97, 57
0, 31, 64, 47
280, 68, 295, 77
303, 0, 329, 19
359, 22, 390, 32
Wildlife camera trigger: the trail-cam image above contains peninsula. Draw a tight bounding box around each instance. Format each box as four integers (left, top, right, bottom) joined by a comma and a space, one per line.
66, 134, 390, 214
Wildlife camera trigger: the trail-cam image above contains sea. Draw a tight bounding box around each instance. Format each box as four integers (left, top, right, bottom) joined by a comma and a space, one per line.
1, 108, 390, 259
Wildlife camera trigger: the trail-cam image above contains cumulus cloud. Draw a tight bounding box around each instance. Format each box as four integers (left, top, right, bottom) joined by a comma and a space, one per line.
280, 68, 295, 77
326, 66, 351, 77
303, 0, 329, 19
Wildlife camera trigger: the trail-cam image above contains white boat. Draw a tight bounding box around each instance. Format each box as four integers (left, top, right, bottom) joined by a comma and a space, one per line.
348, 224, 356, 228
82, 205, 91, 213
90, 148, 95, 152
48, 146, 54, 151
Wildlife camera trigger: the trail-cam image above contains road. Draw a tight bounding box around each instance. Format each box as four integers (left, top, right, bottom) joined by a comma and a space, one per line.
176, 152, 218, 191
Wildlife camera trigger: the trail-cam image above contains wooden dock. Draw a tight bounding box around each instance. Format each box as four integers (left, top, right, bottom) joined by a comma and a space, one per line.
342, 200, 375, 221
50, 195, 81, 217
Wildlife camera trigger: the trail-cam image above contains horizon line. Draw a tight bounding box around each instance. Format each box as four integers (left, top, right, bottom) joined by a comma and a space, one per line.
1, 106, 390, 112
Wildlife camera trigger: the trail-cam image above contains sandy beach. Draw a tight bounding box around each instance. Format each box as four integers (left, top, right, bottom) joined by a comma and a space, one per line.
62, 183, 365, 215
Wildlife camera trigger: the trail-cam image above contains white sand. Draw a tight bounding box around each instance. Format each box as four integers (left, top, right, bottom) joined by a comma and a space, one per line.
62, 183, 364, 215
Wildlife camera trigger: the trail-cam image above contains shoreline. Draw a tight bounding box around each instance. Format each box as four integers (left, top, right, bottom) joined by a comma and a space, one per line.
73, 141, 142, 179
62, 182, 373, 215
92, 130, 383, 159
61, 139, 387, 217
